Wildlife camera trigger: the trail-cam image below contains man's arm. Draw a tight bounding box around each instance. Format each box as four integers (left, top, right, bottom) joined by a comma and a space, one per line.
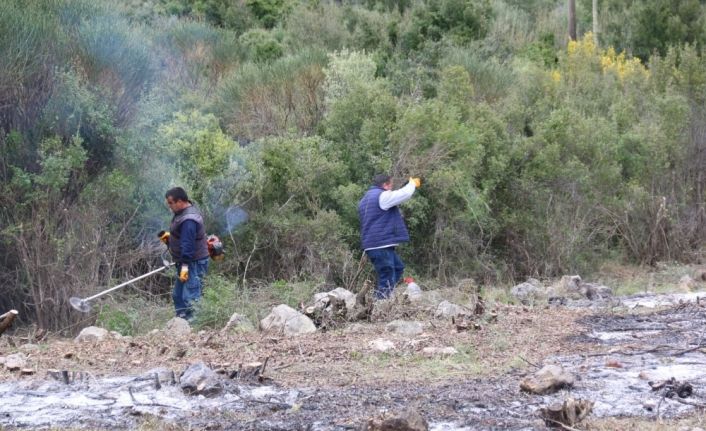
179, 219, 197, 262
379, 180, 416, 210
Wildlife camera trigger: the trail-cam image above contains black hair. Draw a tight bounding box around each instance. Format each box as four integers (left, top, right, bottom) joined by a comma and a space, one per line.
165, 187, 189, 202
372, 174, 391, 187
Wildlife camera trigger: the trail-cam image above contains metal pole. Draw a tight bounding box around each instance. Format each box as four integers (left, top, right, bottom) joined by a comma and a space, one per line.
83, 263, 174, 302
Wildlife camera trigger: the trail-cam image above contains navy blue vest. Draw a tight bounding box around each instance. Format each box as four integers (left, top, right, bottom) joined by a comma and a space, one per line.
358, 186, 410, 250
169, 205, 210, 263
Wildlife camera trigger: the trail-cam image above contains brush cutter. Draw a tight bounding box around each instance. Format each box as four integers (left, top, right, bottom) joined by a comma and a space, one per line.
69, 256, 174, 313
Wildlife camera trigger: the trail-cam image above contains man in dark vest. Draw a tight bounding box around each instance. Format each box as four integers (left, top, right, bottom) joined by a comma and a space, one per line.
358, 174, 421, 299
162, 187, 210, 321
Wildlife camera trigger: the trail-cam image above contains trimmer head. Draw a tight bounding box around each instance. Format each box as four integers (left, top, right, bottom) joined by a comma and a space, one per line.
69, 297, 91, 313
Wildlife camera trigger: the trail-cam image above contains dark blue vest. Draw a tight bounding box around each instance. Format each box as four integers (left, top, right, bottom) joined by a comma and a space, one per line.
169, 205, 209, 263
358, 186, 410, 250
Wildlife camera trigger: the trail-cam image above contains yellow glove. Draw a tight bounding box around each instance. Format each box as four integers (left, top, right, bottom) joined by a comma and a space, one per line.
179, 264, 189, 282
158, 230, 170, 244
410, 177, 421, 188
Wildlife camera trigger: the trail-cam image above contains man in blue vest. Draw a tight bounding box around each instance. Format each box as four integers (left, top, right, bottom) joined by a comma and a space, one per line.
358, 174, 421, 299
161, 187, 210, 321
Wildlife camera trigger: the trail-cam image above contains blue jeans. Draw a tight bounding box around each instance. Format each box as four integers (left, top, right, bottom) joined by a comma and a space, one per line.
173, 258, 209, 320
366, 247, 405, 299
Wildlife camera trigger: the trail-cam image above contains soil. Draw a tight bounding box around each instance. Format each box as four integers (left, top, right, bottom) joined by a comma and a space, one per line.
1, 291, 706, 430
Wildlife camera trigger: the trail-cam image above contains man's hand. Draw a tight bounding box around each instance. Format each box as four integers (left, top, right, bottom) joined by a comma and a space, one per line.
179, 264, 189, 282
158, 230, 170, 244
410, 177, 421, 188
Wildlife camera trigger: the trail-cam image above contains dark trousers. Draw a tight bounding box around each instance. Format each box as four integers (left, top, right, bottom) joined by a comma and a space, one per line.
365, 247, 405, 299
173, 258, 209, 320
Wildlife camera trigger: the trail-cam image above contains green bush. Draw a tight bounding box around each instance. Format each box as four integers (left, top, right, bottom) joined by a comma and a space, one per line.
192, 274, 237, 329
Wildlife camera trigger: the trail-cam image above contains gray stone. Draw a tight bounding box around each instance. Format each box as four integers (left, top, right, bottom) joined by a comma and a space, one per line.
180, 361, 223, 397
369, 338, 396, 352
511, 279, 544, 304
434, 301, 471, 319
74, 326, 109, 343
4, 353, 26, 371
582, 283, 613, 299
222, 313, 255, 333
520, 364, 575, 395
260, 304, 316, 336
165, 317, 192, 336
386, 320, 423, 336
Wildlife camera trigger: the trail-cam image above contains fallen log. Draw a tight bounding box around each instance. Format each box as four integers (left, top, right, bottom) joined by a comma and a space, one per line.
0, 310, 18, 336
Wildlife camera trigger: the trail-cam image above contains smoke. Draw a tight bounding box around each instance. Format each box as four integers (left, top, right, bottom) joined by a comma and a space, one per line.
225, 205, 249, 233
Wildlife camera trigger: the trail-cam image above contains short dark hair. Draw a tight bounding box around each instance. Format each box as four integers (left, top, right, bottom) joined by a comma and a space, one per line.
165, 187, 189, 202
372, 174, 391, 187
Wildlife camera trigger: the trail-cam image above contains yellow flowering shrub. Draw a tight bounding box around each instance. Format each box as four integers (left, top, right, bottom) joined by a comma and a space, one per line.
554, 32, 649, 85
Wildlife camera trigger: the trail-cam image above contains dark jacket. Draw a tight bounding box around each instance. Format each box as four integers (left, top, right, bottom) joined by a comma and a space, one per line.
358, 186, 409, 250
169, 205, 209, 263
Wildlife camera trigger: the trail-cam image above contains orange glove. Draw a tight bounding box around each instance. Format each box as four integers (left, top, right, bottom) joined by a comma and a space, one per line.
158, 230, 170, 244
179, 264, 189, 282
410, 177, 421, 188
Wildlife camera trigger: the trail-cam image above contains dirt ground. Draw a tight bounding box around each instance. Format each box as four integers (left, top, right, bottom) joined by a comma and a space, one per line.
1, 289, 706, 430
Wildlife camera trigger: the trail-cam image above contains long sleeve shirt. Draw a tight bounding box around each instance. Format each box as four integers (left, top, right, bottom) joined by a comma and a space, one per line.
178, 219, 198, 262
379, 180, 416, 210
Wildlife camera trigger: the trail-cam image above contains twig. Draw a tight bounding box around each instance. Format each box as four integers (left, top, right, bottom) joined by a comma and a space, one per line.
519, 355, 540, 369
544, 418, 583, 431
672, 397, 706, 408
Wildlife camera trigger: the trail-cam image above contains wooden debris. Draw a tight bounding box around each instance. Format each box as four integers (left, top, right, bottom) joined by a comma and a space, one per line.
540, 397, 593, 428
20, 368, 35, 376
228, 357, 271, 384
649, 377, 693, 398
0, 310, 19, 336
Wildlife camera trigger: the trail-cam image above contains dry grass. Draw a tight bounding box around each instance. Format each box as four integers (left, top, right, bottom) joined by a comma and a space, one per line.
584, 415, 706, 430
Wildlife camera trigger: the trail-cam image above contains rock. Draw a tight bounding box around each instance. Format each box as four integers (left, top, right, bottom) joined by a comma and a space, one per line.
74, 326, 109, 343
222, 313, 255, 333
315, 287, 357, 312
434, 301, 471, 319
679, 275, 696, 292
363, 409, 429, 431
421, 347, 458, 357
402, 280, 423, 302
4, 353, 26, 371
511, 279, 544, 304
180, 361, 223, 397
550, 275, 584, 299
165, 317, 192, 336
582, 283, 613, 300
260, 304, 316, 336
386, 320, 423, 336
369, 338, 395, 352
520, 364, 575, 395
18, 343, 40, 352
20, 368, 35, 376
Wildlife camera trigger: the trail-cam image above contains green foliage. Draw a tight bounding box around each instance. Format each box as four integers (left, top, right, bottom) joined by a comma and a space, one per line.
400, 0, 493, 52
5, 0, 706, 332
239, 29, 284, 63
97, 305, 135, 336
192, 274, 237, 329
157, 110, 236, 205
601, 0, 706, 61
246, 0, 290, 29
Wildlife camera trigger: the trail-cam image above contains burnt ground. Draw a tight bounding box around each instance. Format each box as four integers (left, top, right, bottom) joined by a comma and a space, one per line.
1, 291, 706, 430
